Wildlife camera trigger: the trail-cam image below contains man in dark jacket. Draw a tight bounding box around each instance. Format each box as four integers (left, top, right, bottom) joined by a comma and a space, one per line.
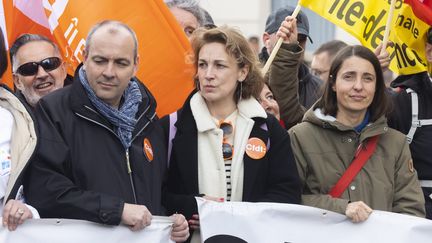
23, 20, 189, 241
260, 6, 322, 109
388, 27, 432, 219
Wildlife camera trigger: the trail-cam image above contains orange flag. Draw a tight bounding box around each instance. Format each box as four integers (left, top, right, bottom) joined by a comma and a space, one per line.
1, 0, 193, 116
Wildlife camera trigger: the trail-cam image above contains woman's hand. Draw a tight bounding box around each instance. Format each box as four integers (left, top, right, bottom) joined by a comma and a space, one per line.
188, 196, 224, 230
171, 213, 190, 242
2, 199, 33, 231
345, 201, 373, 223
188, 214, 200, 230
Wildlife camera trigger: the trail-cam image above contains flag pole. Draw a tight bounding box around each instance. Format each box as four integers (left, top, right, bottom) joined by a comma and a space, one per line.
262, 4, 302, 75
381, 0, 396, 54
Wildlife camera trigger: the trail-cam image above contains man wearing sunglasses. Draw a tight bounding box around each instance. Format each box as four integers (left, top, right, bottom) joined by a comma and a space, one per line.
388, 27, 432, 219
10, 34, 67, 109
22, 20, 189, 241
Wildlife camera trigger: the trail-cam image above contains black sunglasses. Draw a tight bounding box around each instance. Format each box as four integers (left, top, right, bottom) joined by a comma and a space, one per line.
15, 57, 62, 76
219, 121, 234, 160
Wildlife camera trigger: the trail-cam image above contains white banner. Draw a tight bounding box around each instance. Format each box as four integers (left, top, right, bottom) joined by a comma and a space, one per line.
0, 216, 174, 243
197, 198, 432, 243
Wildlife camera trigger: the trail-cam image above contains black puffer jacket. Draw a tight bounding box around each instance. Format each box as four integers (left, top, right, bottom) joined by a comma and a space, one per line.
24, 66, 167, 225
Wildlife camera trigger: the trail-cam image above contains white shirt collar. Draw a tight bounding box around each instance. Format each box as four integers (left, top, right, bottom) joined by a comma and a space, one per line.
190, 93, 267, 133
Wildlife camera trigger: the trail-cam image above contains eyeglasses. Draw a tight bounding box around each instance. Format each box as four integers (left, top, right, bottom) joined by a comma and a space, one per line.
15, 57, 62, 76
219, 121, 234, 160
428, 28, 432, 44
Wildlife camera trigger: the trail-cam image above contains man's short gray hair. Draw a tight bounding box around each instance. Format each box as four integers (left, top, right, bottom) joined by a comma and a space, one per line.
85, 20, 138, 61
165, 0, 207, 26
10, 34, 61, 72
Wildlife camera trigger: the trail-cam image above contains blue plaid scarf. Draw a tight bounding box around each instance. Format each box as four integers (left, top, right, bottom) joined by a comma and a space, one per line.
79, 67, 142, 149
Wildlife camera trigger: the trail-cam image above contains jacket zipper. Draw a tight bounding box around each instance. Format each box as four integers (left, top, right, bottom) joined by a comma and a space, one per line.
76, 105, 155, 204
126, 149, 138, 204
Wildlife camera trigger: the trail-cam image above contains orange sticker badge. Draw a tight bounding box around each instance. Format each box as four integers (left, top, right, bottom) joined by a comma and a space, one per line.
143, 138, 154, 162
245, 137, 267, 160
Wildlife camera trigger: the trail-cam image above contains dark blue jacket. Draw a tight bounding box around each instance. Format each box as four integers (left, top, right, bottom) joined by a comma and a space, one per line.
24, 66, 167, 225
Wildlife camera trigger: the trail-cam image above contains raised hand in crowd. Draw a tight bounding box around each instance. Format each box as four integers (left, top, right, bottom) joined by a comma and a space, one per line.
2, 199, 33, 231
345, 201, 373, 223
276, 16, 298, 44
373, 42, 393, 71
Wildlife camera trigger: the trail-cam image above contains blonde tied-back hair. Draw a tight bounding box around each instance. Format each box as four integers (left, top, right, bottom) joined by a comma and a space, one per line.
191, 25, 263, 103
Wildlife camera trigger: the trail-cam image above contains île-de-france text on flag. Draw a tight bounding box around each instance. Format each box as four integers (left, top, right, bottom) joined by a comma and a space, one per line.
298, 0, 430, 75
0, 0, 194, 116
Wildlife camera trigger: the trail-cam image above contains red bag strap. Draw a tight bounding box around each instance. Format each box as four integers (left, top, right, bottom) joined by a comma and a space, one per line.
329, 135, 379, 198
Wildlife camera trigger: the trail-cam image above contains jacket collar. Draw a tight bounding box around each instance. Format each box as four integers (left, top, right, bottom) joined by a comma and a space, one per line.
69, 64, 157, 136
298, 63, 312, 83
0, 85, 33, 119
259, 47, 269, 63
304, 105, 388, 140
190, 92, 267, 133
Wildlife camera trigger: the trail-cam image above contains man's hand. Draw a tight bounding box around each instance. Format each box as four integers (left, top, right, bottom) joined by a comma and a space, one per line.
374, 42, 393, 71
345, 201, 373, 223
171, 214, 189, 242
188, 214, 200, 230
121, 203, 152, 231
2, 199, 33, 231
276, 16, 298, 44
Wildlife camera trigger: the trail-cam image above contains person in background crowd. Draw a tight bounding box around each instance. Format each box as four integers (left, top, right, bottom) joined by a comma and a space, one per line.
165, 0, 214, 38
311, 40, 348, 83
10, 34, 71, 109
0, 27, 39, 231
23, 20, 189, 241
260, 6, 322, 109
266, 16, 306, 130
248, 36, 260, 55
289, 44, 425, 222
388, 26, 432, 219
201, 7, 215, 27
257, 80, 280, 122
161, 26, 301, 243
